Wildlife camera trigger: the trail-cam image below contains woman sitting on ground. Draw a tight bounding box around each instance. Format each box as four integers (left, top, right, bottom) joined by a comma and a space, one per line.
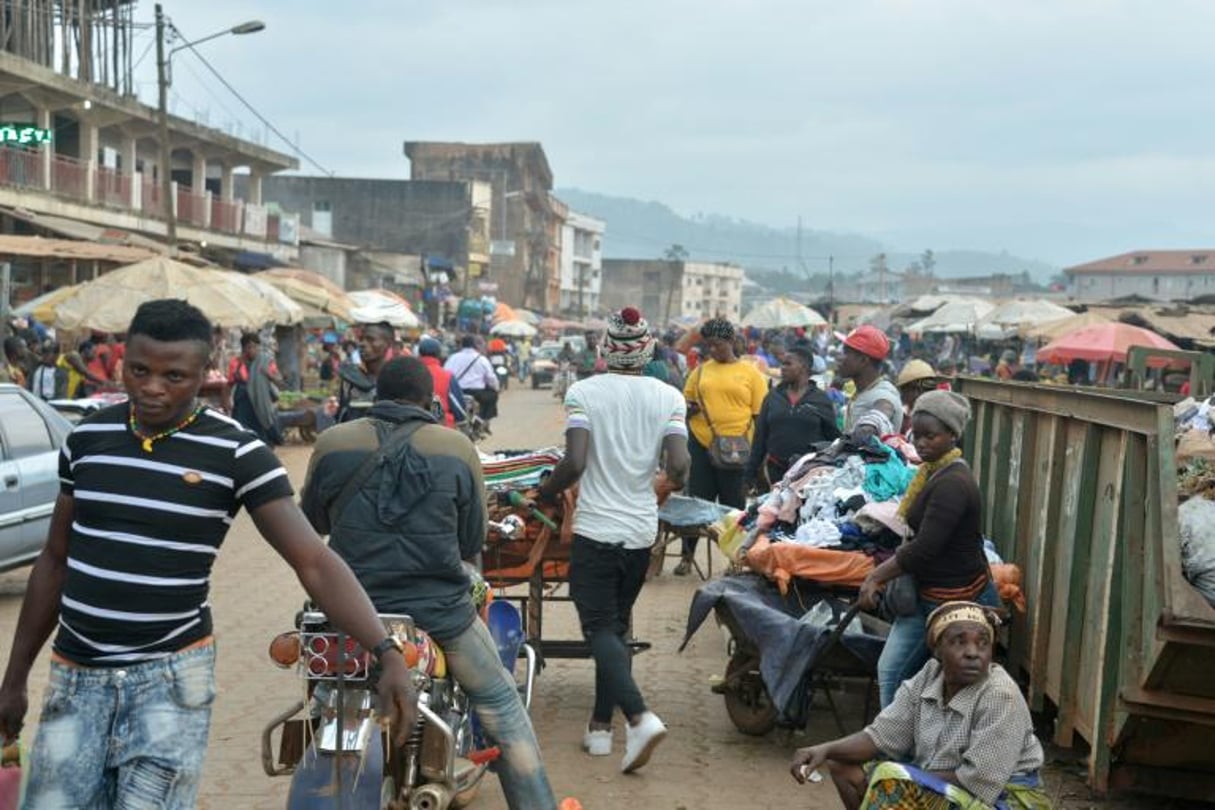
790, 601, 1049, 810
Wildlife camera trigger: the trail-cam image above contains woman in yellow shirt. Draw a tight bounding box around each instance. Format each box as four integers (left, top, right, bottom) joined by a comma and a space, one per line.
677, 318, 768, 575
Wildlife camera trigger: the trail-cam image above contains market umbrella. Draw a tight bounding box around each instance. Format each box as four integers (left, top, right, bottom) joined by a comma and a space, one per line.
490, 320, 538, 338
582, 317, 609, 332
976, 299, 1076, 340
493, 302, 517, 323
1025, 311, 1111, 341
906, 299, 995, 334
52, 257, 302, 332
256, 267, 356, 323
15, 284, 80, 323
741, 297, 827, 328
348, 289, 420, 329
1037, 322, 1181, 367
513, 308, 541, 326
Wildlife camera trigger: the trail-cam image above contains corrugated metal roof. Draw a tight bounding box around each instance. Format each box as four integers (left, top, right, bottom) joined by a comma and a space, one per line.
1066, 250, 1215, 276
1, 207, 168, 251
1088, 305, 1215, 346
0, 234, 155, 263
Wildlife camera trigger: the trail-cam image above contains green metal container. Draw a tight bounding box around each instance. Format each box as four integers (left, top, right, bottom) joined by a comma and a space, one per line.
957, 377, 1215, 800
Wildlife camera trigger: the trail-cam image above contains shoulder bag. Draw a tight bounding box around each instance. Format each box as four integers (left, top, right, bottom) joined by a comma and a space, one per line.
695, 366, 752, 470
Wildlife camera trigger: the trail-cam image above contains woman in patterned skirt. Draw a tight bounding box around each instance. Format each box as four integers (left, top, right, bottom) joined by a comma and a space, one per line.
789, 602, 1051, 810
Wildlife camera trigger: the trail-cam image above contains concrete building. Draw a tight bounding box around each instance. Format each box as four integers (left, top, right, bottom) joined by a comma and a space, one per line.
601, 259, 744, 325
558, 207, 604, 317
249, 175, 492, 294
403, 141, 559, 310
1065, 250, 1215, 302
0, 5, 300, 301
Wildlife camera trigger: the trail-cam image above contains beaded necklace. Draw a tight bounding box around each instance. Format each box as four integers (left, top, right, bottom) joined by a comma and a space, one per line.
129, 402, 205, 453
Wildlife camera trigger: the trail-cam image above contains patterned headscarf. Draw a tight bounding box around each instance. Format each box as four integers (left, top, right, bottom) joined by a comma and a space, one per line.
925, 601, 999, 648
604, 307, 655, 370
701, 317, 735, 342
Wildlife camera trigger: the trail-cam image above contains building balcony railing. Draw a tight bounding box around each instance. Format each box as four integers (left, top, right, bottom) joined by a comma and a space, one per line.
0, 146, 43, 191
51, 153, 87, 200
95, 166, 130, 209
0, 149, 301, 246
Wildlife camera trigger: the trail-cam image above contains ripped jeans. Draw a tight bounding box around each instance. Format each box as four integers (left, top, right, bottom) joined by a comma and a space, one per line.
441, 619, 556, 810
22, 644, 216, 809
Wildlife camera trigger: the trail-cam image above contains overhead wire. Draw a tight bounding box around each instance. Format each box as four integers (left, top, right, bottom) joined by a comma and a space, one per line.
170, 23, 335, 176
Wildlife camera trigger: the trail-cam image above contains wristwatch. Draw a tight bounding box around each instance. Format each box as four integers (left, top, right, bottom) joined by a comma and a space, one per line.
370, 636, 405, 664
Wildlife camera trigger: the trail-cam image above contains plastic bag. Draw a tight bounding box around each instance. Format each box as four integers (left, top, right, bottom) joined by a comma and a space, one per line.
0, 740, 26, 810
1179, 498, 1215, 607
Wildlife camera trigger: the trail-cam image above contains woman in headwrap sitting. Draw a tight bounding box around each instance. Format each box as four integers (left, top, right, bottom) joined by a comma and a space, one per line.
677, 317, 768, 576
790, 602, 1049, 810
857, 390, 1001, 707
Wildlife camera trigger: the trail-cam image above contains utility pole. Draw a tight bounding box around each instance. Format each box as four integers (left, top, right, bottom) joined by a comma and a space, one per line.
155, 4, 176, 252
828, 255, 835, 328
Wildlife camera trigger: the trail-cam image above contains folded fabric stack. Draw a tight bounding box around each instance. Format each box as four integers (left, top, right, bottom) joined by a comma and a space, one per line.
480, 448, 563, 490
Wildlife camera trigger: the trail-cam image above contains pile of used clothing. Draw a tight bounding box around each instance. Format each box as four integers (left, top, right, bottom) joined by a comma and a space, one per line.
729, 436, 916, 593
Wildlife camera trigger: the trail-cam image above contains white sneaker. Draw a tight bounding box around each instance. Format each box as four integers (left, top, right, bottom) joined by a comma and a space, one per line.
621, 712, 667, 773
582, 726, 613, 756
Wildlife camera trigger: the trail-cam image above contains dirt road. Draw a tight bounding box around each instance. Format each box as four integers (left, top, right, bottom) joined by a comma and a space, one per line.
0, 384, 1167, 809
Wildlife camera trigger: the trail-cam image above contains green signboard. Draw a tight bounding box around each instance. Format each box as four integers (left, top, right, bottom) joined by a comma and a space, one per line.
0, 126, 52, 145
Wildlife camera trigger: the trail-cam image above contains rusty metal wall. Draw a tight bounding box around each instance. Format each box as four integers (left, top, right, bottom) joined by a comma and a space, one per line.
957, 378, 1215, 799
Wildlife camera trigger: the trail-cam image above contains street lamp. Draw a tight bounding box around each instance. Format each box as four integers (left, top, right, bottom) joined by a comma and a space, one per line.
155, 4, 264, 252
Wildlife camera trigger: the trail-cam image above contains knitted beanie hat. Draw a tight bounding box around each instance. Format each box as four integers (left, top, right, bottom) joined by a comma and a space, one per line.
604, 307, 655, 370
913, 390, 972, 437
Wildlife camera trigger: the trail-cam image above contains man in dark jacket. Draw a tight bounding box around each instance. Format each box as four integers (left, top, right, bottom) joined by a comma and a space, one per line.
300, 357, 555, 810
744, 344, 840, 489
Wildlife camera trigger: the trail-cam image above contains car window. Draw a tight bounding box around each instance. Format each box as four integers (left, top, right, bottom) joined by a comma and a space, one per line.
0, 393, 54, 459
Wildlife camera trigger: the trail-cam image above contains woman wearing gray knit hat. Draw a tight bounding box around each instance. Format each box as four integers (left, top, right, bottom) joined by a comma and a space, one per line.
857, 387, 1003, 709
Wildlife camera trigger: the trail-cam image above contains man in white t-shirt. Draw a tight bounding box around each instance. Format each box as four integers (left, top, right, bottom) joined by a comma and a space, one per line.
535, 306, 690, 775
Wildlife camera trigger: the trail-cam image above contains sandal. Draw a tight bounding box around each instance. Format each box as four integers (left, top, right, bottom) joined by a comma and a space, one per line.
672, 557, 693, 577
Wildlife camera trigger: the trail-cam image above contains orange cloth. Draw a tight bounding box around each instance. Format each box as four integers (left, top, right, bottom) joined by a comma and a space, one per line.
990, 563, 1027, 613
743, 534, 875, 595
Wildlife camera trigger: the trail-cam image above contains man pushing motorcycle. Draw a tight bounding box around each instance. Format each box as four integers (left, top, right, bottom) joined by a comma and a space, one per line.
300, 355, 557, 810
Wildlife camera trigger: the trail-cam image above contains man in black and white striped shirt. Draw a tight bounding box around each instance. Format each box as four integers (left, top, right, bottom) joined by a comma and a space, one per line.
0, 299, 417, 809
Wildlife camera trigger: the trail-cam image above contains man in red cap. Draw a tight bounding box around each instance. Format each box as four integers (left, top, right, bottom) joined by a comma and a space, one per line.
836, 325, 903, 436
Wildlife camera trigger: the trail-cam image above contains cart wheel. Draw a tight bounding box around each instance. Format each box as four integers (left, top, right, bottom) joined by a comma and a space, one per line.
722, 651, 778, 736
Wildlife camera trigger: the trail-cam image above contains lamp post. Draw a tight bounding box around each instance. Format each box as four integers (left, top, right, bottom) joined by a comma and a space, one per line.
155, 4, 264, 252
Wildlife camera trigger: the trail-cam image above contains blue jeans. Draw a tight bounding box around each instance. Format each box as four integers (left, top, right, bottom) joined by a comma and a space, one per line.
23, 644, 217, 809
877, 581, 1000, 708
442, 619, 556, 810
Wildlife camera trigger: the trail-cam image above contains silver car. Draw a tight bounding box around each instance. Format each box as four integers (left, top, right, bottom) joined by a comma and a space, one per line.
0, 382, 73, 572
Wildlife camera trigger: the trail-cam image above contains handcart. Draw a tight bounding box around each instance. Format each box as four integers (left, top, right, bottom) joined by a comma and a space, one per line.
479, 449, 652, 667
682, 572, 887, 737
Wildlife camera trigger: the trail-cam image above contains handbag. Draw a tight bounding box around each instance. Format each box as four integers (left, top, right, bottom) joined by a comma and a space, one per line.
695, 367, 751, 470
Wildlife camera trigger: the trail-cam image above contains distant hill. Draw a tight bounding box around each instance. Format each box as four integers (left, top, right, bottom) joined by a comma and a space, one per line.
556, 188, 1059, 293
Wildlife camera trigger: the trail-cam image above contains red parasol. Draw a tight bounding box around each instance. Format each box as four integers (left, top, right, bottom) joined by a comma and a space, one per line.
1037, 322, 1182, 367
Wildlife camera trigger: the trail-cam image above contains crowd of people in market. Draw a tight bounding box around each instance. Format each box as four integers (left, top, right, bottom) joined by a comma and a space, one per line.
1, 296, 1070, 810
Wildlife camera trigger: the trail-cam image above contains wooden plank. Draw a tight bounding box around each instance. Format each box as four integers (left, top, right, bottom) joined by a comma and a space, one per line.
959, 378, 1165, 435
1054, 423, 1101, 747
988, 407, 1017, 559
1115, 433, 1148, 744
1026, 414, 1065, 711
1006, 411, 1037, 674
1088, 430, 1128, 791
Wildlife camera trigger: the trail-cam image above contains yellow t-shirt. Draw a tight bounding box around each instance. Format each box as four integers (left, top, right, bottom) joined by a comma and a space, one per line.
684, 359, 769, 448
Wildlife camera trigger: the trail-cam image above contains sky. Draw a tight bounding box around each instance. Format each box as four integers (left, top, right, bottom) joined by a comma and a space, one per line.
144, 0, 1215, 267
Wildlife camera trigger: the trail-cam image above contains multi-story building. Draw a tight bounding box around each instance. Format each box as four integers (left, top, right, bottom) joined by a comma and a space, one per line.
1065, 250, 1215, 302
558, 208, 605, 317
403, 141, 560, 310
0, 4, 300, 301
601, 259, 744, 325
249, 175, 492, 294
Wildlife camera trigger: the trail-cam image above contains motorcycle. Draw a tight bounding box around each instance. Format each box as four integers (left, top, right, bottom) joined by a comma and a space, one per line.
458, 396, 489, 444
488, 353, 510, 391
262, 526, 536, 810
